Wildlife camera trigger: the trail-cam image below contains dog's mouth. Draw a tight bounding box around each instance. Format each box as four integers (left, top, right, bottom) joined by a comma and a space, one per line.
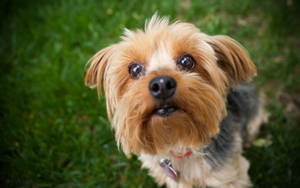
153, 104, 178, 117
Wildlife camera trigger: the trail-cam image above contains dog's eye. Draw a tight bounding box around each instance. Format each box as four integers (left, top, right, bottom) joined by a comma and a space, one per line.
177, 54, 196, 71
128, 62, 145, 79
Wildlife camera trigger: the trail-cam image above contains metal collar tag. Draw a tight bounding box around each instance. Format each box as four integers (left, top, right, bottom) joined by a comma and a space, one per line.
159, 158, 179, 181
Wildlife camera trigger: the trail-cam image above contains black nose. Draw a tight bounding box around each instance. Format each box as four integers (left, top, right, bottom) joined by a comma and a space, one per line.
149, 76, 177, 99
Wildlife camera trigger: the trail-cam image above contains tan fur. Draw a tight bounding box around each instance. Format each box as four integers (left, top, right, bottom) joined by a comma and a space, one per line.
247, 98, 269, 143
204, 35, 257, 85
85, 14, 258, 187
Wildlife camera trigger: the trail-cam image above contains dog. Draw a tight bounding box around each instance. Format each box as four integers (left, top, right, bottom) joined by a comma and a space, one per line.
85, 14, 268, 188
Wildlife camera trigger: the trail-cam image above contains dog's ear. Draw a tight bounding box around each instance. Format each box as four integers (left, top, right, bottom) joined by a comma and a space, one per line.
206, 35, 256, 85
85, 45, 114, 96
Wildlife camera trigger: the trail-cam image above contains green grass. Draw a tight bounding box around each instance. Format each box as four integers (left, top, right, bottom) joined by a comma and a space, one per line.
1, 0, 299, 187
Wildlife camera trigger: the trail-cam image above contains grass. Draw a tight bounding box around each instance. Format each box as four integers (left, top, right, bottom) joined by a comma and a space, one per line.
1, 0, 299, 187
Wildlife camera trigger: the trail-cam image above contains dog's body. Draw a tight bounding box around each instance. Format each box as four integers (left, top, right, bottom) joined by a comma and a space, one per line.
85, 15, 267, 187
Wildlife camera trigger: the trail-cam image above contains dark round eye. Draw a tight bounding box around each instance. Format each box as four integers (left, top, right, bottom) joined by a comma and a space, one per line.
128, 62, 145, 79
177, 53, 196, 71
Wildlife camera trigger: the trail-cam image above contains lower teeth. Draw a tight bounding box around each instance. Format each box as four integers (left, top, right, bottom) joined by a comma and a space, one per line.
155, 107, 176, 116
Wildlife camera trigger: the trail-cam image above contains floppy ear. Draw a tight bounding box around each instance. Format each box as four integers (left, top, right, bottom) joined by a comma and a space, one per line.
206, 35, 256, 85
85, 45, 114, 96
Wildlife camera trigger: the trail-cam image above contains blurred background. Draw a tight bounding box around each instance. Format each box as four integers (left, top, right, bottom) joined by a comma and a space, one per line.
0, 0, 299, 187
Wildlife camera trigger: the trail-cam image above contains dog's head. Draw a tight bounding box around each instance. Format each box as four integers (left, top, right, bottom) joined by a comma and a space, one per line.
85, 15, 256, 156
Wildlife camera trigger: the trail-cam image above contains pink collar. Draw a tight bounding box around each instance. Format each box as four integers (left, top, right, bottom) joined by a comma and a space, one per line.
173, 151, 193, 159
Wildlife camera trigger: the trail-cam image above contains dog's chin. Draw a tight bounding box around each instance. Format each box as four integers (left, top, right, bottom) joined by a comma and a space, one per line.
141, 104, 208, 154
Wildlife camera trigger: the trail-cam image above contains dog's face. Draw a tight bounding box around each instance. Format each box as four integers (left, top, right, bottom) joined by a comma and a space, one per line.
85, 15, 256, 156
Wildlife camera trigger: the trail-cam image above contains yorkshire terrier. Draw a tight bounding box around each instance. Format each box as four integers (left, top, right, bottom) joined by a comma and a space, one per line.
85, 15, 268, 188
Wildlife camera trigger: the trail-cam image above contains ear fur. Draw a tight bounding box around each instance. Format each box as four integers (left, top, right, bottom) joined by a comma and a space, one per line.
85, 45, 115, 96
206, 35, 256, 85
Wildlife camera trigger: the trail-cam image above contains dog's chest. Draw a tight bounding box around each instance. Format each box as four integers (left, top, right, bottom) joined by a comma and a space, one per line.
174, 155, 213, 184
139, 154, 214, 186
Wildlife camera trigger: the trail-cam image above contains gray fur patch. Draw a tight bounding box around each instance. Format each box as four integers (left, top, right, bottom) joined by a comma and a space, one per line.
203, 84, 260, 169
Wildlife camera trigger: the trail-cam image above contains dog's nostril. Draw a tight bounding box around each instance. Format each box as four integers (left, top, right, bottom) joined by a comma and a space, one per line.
166, 80, 175, 90
151, 83, 160, 92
